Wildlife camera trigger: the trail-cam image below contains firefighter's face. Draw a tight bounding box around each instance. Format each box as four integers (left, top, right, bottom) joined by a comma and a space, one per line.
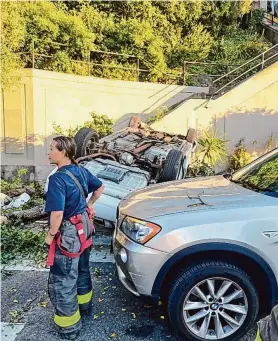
48, 140, 65, 164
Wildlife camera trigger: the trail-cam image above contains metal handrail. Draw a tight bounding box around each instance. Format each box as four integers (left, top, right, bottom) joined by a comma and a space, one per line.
26, 40, 278, 87
183, 60, 240, 67
91, 49, 136, 58
213, 42, 278, 85
213, 51, 278, 96
263, 11, 278, 26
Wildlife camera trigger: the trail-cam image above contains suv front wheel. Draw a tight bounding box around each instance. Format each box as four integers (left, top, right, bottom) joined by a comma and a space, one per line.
167, 261, 259, 341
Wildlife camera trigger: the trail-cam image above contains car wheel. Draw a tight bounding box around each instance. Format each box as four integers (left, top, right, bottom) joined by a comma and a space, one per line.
186, 128, 197, 143
159, 149, 183, 182
74, 128, 99, 158
167, 261, 259, 341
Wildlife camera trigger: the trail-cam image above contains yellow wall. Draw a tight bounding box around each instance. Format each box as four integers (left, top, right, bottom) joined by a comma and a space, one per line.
152, 62, 278, 153
1, 70, 34, 165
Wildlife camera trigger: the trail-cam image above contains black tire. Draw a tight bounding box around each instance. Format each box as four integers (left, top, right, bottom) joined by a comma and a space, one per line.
160, 149, 183, 182
186, 128, 197, 143
167, 261, 259, 341
74, 128, 99, 158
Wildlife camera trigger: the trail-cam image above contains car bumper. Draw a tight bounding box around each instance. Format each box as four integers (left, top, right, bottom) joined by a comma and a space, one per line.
113, 228, 171, 298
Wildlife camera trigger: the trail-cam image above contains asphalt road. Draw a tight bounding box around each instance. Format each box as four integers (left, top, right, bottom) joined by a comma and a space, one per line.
1, 262, 257, 341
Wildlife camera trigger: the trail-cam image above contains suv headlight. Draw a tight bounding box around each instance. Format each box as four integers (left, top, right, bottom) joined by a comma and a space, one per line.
120, 216, 161, 244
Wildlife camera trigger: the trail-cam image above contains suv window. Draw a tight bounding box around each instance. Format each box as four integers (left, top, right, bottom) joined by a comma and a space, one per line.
232, 152, 278, 197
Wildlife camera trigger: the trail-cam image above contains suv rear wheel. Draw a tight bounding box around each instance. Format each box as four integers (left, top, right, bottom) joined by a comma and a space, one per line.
159, 149, 183, 182
167, 261, 259, 341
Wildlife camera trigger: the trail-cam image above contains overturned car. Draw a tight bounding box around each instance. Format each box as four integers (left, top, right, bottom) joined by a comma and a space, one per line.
46, 117, 197, 231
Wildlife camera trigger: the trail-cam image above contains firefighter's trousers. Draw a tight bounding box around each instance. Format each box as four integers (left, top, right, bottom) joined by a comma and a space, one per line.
48, 212, 93, 337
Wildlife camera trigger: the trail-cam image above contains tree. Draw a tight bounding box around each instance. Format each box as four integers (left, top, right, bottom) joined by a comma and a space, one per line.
1, 0, 269, 87
1, 2, 26, 90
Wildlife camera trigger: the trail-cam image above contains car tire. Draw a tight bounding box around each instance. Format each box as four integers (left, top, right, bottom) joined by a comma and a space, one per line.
129, 116, 142, 128
167, 261, 259, 341
74, 128, 99, 158
186, 128, 197, 143
159, 149, 183, 182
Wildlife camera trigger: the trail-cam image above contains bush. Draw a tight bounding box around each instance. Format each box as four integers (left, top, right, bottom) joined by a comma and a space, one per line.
187, 159, 215, 177
0, 168, 28, 192
230, 138, 252, 171
197, 131, 228, 167
147, 106, 168, 125
1, 220, 46, 264
52, 112, 114, 138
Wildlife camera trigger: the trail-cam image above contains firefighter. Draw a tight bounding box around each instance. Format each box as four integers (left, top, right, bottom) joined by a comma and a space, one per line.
45, 136, 104, 340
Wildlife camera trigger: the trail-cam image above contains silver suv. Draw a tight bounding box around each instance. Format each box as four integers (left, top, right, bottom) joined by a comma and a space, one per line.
113, 148, 278, 341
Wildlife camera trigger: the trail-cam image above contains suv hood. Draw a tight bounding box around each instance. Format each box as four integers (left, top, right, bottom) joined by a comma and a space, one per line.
120, 175, 271, 219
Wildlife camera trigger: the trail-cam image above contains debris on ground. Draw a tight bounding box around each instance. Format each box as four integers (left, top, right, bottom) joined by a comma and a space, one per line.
0, 193, 12, 207
3, 193, 31, 210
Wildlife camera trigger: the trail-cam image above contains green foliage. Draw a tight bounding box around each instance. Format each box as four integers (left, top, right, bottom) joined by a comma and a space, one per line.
187, 159, 215, 178
0, 168, 28, 192
243, 155, 278, 190
230, 138, 252, 171
85, 112, 114, 138
53, 112, 114, 138
52, 123, 80, 138
211, 26, 268, 65
187, 130, 228, 177
265, 133, 275, 152
197, 131, 228, 167
1, 0, 270, 87
249, 8, 265, 31
1, 221, 46, 264
1, 1, 94, 89
147, 106, 168, 125
1, 2, 26, 90
240, 0, 253, 15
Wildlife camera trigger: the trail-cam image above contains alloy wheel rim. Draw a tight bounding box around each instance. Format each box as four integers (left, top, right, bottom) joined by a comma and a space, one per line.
183, 277, 248, 340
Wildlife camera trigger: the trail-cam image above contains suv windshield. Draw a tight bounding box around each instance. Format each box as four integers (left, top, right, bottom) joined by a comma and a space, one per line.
231, 149, 278, 196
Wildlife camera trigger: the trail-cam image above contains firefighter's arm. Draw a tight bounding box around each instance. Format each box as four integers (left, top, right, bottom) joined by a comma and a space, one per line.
45, 211, 64, 245
88, 184, 105, 206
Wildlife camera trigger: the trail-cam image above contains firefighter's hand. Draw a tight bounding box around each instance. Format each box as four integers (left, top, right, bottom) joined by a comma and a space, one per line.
45, 233, 54, 246
87, 205, 96, 218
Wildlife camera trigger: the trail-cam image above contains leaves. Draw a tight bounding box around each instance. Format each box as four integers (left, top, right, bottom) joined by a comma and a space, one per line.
0, 168, 28, 192
52, 112, 114, 138
1, 1, 269, 88
197, 131, 228, 168
230, 138, 251, 171
93, 267, 102, 277
1, 223, 46, 264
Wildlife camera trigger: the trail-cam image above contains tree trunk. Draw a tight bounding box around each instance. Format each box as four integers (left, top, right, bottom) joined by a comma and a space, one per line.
9, 205, 47, 221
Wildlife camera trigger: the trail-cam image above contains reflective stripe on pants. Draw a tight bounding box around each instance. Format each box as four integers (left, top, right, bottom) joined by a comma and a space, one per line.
54, 310, 81, 328
77, 290, 93, 305
256, 328, 263, 341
